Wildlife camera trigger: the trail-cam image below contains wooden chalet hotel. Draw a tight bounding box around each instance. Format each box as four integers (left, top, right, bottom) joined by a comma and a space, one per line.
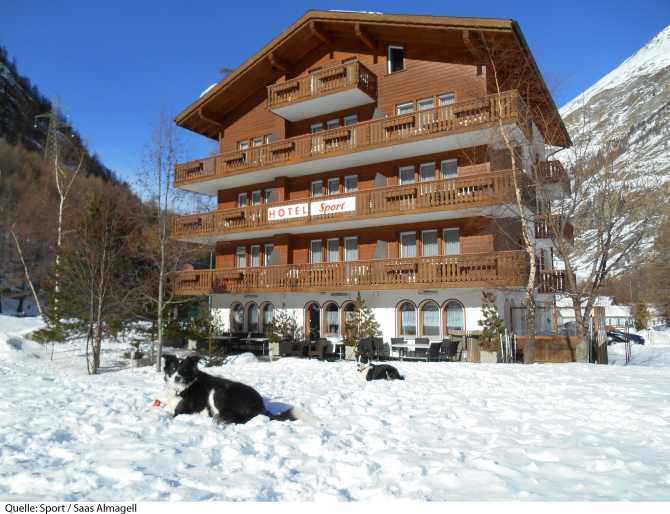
172, 10, 570, 347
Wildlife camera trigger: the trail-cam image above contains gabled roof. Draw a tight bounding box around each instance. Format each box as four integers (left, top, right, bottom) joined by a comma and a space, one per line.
175, 10, 570, 147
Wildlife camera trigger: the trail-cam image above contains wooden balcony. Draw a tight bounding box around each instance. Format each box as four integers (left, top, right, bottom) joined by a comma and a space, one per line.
174, 251, 530, 296
535, 160, 570, 196
535, 214, 574, 245
172, 170, 532, 242
538, 270, 567, 293
267, 60, 377, 121
175, 90, 532, 193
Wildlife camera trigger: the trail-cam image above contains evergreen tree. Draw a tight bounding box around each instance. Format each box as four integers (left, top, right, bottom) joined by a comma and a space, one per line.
266, 306, 302, 343
343, 292, 380, 346
633, 301, 650, 330
478, 291, 505, 351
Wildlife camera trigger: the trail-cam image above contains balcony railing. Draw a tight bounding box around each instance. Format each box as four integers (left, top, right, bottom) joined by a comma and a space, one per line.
173, 251, 529, 296
538, 270, 567, 293
535, 214, 574, 244
536, 160, 569, 186
267, 60, 377, 110
172, 170, 532, 241
175, 90, 531, 188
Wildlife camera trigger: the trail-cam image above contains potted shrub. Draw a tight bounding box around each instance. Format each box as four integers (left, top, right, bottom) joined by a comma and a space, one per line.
342, 292, 380, 361
266, 306, 303, 358
478, 291, 505, 363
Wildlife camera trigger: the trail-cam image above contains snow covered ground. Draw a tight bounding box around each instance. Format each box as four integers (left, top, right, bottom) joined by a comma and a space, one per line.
1, 315, 670, 501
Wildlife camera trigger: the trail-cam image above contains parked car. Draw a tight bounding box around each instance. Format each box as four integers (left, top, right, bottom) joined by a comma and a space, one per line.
607, 330, 645, 345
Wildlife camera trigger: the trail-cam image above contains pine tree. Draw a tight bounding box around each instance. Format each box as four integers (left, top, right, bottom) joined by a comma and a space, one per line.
266, 305, 302, 343
478, 291, 505, 351
633, 301, 650, 330
343, 292, 380, 347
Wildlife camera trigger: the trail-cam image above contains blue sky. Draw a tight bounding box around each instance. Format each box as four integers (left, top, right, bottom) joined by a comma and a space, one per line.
3, 0, 669, 184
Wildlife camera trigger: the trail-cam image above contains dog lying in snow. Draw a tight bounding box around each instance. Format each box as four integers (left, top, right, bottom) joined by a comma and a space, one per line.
356, 353, 405, 381
162, 354, 298, 424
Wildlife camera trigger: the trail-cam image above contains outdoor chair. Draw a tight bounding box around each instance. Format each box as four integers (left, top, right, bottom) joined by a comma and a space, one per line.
357, 338, 374, 359
308, 339, 325, 359
403, 338, 430, 361
373, 337, 388, 360
390, 337, 406, 360
443, 340, 460, 361
426, 341, 443, 361
278, 340, 293, 357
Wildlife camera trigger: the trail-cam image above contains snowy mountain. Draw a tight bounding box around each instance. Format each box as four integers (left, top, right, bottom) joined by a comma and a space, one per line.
560, 25, 670, 183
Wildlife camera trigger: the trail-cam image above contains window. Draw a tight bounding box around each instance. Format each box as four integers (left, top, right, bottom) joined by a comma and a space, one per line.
237, 192, 247, 208
343, 114, 358, 126
238, 140, 249, 150
343, 302, 356, 335
261, 303, 274, 335
231, 303, 244, 332
324, 302, 339, 335
422, 230, 438, 257
264, 244, 275, 266
344, 175, 358, 192
445, 301, 465, 333
236, 246, 246, 268
327, 177, 340, 195
247, 303, 259, 333
438, 93, 456, 106
420, 162, 437, 182
311, 180, 323, 197
326, 119, 340, 130
310, 240, 323, 264
441, 159, 458, 178
399, 165, 415, 184
344, 236, 358, 262
251, 190, 262, 206
387, 45, 404, 73
264, 188, 278, 204
252, 136, 263, 147
420, 301, 440, 337
400, 232, 417, 258
396, 102, 414, 115
443, 228, 460, 255
264, 134, 275, 145
417, 97, 434, 111
327, 238, 340, 262
250, 245, 261, 267
310, 122, 324, 134
398, 301, 416, 336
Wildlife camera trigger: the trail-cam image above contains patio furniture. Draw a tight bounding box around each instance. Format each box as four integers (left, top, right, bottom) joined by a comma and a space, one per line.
390, 337, 407, 359
278, 340, 293, 357
308, 339, 326, 359
444, 340, 461, 361
403, 338, 432, 361
372, 337, 388, 360
357, 338, 374, 358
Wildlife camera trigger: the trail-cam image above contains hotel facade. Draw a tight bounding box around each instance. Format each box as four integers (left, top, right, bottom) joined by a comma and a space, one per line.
172, 11, 571, 344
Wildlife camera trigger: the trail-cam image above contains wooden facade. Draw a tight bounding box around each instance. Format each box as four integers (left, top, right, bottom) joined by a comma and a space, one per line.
172, 11, 570, 298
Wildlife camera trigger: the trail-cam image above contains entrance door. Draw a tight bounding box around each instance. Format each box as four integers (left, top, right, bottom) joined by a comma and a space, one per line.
307, 303, 321, 340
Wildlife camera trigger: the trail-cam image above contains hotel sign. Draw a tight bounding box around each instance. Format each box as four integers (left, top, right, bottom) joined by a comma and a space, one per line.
310, 196, 356, 216
267, 203, 309, 221
266, 196, 357, 221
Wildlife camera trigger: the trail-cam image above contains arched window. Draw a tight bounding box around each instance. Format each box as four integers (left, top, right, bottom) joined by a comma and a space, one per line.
247, 303, 259, 333
398, 301, 417, 336
305, 302, 321, 340
324, 302, 339, 335
420, 300, 440, 337
342, 301, 356, 335
231, 303, 244, 333
444, 300, 465, 334
261, 303, 274, 335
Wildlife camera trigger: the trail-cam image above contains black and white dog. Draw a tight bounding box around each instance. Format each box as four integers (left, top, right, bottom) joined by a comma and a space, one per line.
162, 354, 298, 424
356, 353, 405, 381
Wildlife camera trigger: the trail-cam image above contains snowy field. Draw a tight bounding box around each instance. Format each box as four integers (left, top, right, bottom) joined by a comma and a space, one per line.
1, 315, 670, 501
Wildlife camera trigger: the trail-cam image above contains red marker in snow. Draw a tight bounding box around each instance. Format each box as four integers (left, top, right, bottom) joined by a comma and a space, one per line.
153, 399, 162, 407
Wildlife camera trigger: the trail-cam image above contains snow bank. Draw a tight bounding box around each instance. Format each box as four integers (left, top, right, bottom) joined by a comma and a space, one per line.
1, 315, 669, 501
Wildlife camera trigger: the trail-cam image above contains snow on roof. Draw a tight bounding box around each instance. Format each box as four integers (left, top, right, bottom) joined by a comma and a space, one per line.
199, 83, 217, 98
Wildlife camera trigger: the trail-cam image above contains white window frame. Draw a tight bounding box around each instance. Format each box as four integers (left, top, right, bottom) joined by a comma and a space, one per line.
399, 165, 415, 185
327, 238, 340, 262
421, 229, 438, 257
264, 187, 277, 204
417, 97, 434, 111
343, 114, 358, 126
441, 158, 458, 178
237, 192, 247, 208
252, 136, 263, 147
327, 177, 340, 195
344, 174, 358, 192
311, 180, 323, 197
344, 236, 359, 262
419, 162, 437, 182
238, 140, 249, 150
310, 122, 324, 133
235, 246, 246, 268
443, 227, 461, 256
326, 118, 340, 130
251, 190, 262, 206
400, 231, 417, 258
438, 92, 456, 106
250, 244, 261, 267
263, 243, 274, 266
396, 102, 414, 115
387, 45, 405, 74
310, 240, 323, 264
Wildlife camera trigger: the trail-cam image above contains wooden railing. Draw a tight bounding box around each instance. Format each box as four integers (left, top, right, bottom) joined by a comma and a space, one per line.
172, 170, 532, 240
536, 160, 568, 184
535, 214, 574, 244
175, 90, 530, 187
267, 60, 377, 109
173, 251, 529, 296
538, 270, 567, 293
